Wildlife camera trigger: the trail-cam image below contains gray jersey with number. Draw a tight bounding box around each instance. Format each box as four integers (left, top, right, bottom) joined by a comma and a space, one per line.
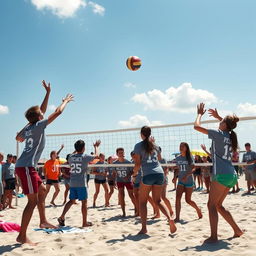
94, 161, 107, 181
208, 129, 235, 175
242, 151, 256, 172
16, 119, 48, 168
175, 155, 194, 184
113, 159, 133, 183
68, 153, 95, 187
2, 162, 16, 180
133, 141, 163, 177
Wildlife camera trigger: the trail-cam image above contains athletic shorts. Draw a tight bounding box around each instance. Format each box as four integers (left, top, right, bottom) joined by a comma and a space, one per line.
94, 179, 106, 184
245, 170, 256, 181
213, 174, 238, 188
133, 182, 140, 189
4, 178, 16, 190
108, 180, 115, 186
15, 167, 42, 195
194, 168, 201, 176
117, 182, 133, 190
142, 173, 165, 186
70, 187, 88, 201
46, 179, 59, 185
178, 181, 194, 188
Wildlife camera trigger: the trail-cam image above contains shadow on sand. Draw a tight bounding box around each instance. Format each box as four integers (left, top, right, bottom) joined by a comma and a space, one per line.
0, 244, 22, 254
106, 233, 150, 244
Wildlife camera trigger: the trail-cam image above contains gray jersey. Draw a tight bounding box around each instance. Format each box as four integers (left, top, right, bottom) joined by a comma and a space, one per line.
107, 167, 115, 181
175, 155, 194, 184
0, 164, 2, 183
16, 119, 48, 168
2, 162, 16, 180
242, 151, 256, 172
133, 141, 163, 177
68, 153, 95, 187
113, 159, 133, 183
208, 129, 235, 175
94, 162, 107, 181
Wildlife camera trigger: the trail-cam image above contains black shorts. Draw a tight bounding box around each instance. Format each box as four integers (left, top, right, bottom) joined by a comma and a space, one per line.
108, 180, 115, 186
94, 179, 106, 184
194, 168, 201, 176
234, 166, 239, 175
46, 179, 59, 185
5, 178, 16, 190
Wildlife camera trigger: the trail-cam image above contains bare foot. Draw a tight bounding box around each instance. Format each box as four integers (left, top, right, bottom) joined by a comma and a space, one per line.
138, 228, 147, 235
50, 201, 57, 207
16, 235, 38, 246
198, 210, 203, 219
169, 220, 177, 234
82, 222, 93, 227
40, 222, 57, 229
93, 203, 96, 208
174, 218, 180, 223
9, 206, 16, 209
204, 237, 218, 244
233, 230, 244, 238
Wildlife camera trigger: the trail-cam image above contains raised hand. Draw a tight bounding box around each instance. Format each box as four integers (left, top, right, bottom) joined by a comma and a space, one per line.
197, 103, 206, 115
42, 80, 51, 93
208, 108, 222, 121
201, 144, 207, 151
93, 140, 101, 148
62, 94, 74, 103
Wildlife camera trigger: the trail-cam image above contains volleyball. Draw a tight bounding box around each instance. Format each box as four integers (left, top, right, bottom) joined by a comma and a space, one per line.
126, 56, 142, 71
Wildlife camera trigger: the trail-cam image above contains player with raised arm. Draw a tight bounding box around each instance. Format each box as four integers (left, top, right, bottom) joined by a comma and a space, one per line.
58, 140, 101, 228
15, 80, 73, 245
194, 103, 243, 243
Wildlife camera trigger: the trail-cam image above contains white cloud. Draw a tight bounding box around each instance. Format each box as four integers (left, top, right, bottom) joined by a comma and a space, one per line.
31, 0, 87, 18
124, 82, 136, 89
236, 102, 256, 116
132, 83, 218, 113
118, 114, 164, 128
88, 1, 105, 16
0, 105, 9, 115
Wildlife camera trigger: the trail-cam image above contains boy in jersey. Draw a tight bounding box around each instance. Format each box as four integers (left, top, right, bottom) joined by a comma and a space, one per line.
242, 143, 256, 194
44, 145, 64, 206
113, 148, 136, 217
57, 139, 101, 227
15, 80, 73, 245
2, 154, 16, 209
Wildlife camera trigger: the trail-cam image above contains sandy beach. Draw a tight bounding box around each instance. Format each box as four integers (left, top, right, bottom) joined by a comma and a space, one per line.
0, 175, 255, 256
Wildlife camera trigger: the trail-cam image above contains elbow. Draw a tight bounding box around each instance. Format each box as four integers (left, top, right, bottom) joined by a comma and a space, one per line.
194, 125, 199, 131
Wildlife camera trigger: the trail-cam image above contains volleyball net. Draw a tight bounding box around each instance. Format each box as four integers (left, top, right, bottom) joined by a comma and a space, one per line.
16, 116, 256, 166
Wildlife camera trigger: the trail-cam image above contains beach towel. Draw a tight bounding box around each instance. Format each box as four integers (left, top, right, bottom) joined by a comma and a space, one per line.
34, 226, 93, 234
0, 220, 21, 232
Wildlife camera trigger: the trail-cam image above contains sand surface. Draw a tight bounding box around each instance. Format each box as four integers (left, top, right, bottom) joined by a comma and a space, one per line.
0, 175, 256, 256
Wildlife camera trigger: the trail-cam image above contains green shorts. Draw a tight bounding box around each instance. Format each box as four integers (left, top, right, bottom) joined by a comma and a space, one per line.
213, 174, 237, 188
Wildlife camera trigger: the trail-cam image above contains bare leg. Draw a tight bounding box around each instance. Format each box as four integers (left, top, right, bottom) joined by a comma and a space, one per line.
81, 200, 92, 227
60, 200, 75, 221
184, 187, 202, 219
108, 185, 115, 203
174, 185, 184, 222
133, 187, 140, 216
118, 188, 126, 217
93, 183, 100, 207
63, 184, 70, 205
102, 183, 110, 207
37, 184, 56, 229
161, 184, 174, 216
16, 193, 38, 245
138, 183, 152, 234
152, 185, 176, 234
8, 190, 15, 209
50, 183, 60, 206
127, 188, 136, 210
149, 195, 160, 218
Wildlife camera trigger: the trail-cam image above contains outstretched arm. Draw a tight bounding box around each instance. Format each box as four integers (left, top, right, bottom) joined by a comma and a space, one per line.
92, 140, 101, 157
57, 144, 64, 156
40, 80, 51, 114
208, 108, 223, 121
47, 94, 74, 125
194, 103, 208, 135
16, 124, 30, 142
201, 144, 212, 157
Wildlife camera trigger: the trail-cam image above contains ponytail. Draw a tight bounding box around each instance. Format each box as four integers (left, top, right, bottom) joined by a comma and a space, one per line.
224, 115, 239, 152
141, 126, 155, 154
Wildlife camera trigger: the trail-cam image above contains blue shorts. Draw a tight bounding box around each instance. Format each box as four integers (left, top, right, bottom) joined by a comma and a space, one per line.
69, 187, 88, 201
142, 173, 165, 186
178, 181, 194, 188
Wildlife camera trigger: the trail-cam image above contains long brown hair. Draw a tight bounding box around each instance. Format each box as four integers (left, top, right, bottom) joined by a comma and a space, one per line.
141, 126, 155, 154
180, 142, 193, 165
223, 115, 239, 152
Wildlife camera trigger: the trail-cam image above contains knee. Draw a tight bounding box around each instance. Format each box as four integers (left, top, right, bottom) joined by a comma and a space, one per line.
154, 199, 161, 206
56, 188, 60, 193
41, 186, 47, 194
185, 198, 191, 204
207, 201, 216, 210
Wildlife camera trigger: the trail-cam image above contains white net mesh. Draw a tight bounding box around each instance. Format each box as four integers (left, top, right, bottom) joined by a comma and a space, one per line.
17, 116, 255, 162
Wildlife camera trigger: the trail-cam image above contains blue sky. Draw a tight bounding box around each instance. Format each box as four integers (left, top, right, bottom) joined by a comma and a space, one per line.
0, 0, 256, 156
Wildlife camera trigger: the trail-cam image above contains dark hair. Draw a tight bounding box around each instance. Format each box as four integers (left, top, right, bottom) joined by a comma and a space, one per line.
130, 151, 135, 157
141, 126, 155, 154
7, 154, 13, 158
74, 140, 85, 152
99, 153, 105, 158
25, 105, 41, 124
116, 147, 124, 154
50, 151, 56, 159
224, 115, 239, 152
180, 142, 192, 165
245, 143, 251, 147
